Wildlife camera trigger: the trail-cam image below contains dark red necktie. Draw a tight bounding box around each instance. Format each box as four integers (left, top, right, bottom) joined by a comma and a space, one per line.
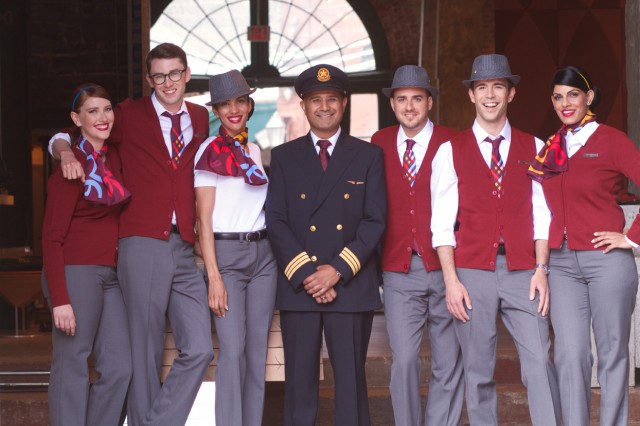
486, 135, 505, 197
317, 139, 331, 171
162, 111, 184, 168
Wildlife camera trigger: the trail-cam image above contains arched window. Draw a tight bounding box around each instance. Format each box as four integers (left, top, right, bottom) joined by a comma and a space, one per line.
151, 0, 378, 77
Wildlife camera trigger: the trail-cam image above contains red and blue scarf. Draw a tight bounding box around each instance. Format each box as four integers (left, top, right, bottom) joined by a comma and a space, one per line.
195, 126, 267, 186
76, 137, 131, 206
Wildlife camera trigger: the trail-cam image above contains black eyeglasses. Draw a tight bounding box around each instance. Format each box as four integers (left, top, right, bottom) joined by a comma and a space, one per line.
149, 69, 187, 85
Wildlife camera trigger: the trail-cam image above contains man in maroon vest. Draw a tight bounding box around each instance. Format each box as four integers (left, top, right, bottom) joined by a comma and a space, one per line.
430, 54, 560, 425
371, 65, 463, 426
49, 43, 213, 426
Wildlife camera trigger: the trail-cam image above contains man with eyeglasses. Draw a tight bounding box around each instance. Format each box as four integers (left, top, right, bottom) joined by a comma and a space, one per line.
49, 42, 213, 426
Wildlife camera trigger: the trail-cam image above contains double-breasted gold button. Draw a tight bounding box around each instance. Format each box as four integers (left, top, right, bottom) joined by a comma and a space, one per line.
310, 225, 317, 232
310, 255, 317, 262
344, 193, 350, 199
300, 193, 306, 199
336, 224, 343, 230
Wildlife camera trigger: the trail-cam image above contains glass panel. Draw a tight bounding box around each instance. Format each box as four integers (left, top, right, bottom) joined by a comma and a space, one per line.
151, 0, 375, 76
350, 93, 378, 142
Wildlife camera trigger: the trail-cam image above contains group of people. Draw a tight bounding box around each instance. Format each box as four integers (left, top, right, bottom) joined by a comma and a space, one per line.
40, 40, 640, 426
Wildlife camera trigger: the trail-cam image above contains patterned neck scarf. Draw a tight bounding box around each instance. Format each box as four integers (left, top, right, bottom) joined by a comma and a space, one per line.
527, 110, 597, 182
76, 137, 131, 206
195, 126, 268, 186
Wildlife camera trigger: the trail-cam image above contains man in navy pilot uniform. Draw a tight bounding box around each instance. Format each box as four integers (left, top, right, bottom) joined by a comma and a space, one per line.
266, 64, 387, 426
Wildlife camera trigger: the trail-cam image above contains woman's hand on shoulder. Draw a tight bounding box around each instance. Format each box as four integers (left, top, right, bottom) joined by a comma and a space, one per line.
208, 273, 228, 318
53, 304, 76, 336
592, 231, 632, 253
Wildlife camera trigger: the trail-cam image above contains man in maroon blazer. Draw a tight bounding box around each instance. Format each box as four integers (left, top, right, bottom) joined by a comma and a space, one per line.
371, 65, 463, 426
50, 43, 213, 426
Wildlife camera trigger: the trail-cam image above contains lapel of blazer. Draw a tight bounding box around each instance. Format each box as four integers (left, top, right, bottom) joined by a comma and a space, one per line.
144, 97, 173, 163
294, 133, 325, 186
183, 101, 208, 160
311, 132, 358, 215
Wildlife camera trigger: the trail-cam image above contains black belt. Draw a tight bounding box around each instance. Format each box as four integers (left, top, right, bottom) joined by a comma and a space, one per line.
214, 230, 268, 242
411, 249, 422, 257
170, 224, 180, 234
497, 243, 506, 255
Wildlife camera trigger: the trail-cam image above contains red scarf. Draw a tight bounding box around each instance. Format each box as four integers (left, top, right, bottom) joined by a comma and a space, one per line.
527, 111, 597, 182
195, 126, 267, 186
76, 138, 131, 206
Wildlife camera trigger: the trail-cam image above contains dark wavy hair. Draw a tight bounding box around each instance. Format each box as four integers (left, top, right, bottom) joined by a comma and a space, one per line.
550, 66, 601, 110
70, 83, 112, 142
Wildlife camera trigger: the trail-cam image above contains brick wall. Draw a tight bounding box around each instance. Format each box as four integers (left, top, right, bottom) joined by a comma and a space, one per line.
27, 0, 130, 131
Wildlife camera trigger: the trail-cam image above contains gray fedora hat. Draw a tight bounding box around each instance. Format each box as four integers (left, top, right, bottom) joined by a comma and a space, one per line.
382, 65, 438, 98
462, 54, 520, 88
206, 70, 256, 106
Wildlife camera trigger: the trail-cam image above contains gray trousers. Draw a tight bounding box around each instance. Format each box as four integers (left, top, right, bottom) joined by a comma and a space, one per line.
383, 255, 464, 426
118, 234, 214, 426
549, 244, 638, 426
456, 255, 561, 426
43, 265, 131, 426
209, 238, 277, 426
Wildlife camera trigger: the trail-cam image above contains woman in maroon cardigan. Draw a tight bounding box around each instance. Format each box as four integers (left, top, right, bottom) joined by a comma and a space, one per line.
42, 84, 132, 426
529, 66, 640, 425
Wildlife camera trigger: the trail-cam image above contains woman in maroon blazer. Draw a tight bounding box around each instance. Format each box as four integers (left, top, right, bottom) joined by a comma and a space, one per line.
529, 66, 640, 425
42, 84, 132, 426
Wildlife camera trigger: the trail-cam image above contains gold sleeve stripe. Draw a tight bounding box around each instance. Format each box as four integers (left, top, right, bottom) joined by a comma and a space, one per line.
339, 247, 361, 275
285, 252, 312, 280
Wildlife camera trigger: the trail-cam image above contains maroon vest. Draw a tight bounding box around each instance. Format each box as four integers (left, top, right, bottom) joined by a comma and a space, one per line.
451, 128, 536, 270
372, 124, 458, 272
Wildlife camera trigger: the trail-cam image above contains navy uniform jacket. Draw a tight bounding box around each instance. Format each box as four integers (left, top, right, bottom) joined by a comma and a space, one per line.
266, 132, 387, 312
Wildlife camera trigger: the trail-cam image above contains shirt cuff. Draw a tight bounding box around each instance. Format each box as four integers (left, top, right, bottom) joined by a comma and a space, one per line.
625, 235, 639, 249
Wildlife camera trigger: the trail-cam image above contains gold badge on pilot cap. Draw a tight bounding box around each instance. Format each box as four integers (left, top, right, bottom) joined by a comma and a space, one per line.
317, 68, 331, 82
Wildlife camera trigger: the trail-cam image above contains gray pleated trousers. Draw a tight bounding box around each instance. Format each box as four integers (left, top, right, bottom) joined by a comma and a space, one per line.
383, 254, 464, 426
44, 265, 131, 426
549, 243, 638, 426
118, 234, 214, 426
209, 238, 277, 426
455, 254, 561, 426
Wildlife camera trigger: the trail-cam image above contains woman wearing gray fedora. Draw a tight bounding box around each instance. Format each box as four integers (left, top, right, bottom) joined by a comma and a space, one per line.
194, 70, 276, 425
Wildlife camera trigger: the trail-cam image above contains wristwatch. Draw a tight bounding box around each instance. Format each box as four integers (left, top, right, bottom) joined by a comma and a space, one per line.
535, 263, 550, 275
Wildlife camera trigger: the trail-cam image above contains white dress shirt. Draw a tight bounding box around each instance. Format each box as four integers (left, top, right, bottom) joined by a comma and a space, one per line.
395, 120, 434, 169
310, 128, 341, 155
194, 141, 267, 232
430, 119, 551, 248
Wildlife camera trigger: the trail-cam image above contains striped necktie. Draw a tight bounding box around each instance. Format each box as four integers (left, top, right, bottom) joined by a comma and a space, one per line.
403, 139, 417, 186
162, 111, 185, 168
486, 135, 505, 197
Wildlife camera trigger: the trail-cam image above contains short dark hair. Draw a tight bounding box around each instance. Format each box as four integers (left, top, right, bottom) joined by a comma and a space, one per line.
145, 43, 188, 74
550, 66, 601, 110
70, 83, 112, 142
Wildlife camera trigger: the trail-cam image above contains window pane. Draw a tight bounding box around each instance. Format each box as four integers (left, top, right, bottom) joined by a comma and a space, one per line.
350, 94, 378, 142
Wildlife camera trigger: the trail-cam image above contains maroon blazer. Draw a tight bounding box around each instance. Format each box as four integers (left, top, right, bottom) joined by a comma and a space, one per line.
542, 124, 640, 249
372, 124, 458, 273
42, 146, 125, 307
108, 97, 210, 244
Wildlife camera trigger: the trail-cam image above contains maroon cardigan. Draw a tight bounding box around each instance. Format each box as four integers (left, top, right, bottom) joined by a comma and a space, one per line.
42, 147, 125, 307
451, 128, 537, 271
542, 124, 640, 249
372, 124, 458, 273
108, 97, 210, 244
